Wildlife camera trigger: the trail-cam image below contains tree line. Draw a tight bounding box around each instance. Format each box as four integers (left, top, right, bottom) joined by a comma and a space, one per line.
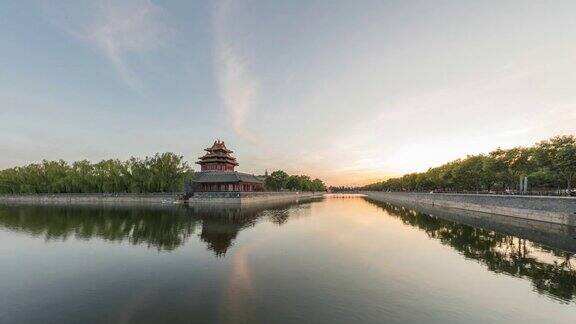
364, 135, 576, 193
328, 186, 360, 193
264, 170, 326, 192
0, 153, 194, 194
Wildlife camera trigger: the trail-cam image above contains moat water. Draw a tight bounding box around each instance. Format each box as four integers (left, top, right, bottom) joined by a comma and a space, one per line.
1, 196, 575, 323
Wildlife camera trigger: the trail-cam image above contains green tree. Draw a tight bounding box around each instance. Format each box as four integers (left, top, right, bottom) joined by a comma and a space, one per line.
310, 178, 326, 191
363, 134, 576, 194
537, 135, 576, 190
265, 170, 289, 191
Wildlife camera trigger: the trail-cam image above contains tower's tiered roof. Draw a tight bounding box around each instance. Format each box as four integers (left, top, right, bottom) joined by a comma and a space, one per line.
196, 140, 239, 166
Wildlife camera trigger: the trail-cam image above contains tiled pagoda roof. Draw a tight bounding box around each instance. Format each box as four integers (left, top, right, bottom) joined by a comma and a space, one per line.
197, 140, 239, 166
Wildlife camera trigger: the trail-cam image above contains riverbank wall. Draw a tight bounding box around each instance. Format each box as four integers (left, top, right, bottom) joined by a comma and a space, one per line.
363, 191, 576, 226
188, 192, 325, 205
365, 198, 576, 253
0, 192, 325, 206
0, 193, 180, 205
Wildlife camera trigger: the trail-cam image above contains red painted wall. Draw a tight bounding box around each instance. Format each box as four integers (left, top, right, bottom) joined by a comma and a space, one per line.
200, 163, 236, 172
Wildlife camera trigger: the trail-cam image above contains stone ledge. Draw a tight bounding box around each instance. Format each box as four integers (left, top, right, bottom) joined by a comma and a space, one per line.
363, 191, 576, 226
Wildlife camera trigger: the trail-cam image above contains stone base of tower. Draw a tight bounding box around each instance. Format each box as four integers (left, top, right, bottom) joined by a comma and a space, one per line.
187, 191, 325, 205
189, 171, 264, 193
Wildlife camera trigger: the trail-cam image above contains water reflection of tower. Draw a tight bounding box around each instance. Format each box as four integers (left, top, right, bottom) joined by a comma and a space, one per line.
188, 201, 308, 256
199, 218, 248, 257
192, 205, 248, 256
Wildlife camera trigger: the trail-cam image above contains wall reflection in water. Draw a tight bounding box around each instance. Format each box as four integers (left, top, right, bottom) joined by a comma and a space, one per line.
0, 201, 312, 256
366, 199, 576, 303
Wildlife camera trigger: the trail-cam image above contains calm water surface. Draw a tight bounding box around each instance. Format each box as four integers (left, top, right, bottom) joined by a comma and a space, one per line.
1, 196, 575, 323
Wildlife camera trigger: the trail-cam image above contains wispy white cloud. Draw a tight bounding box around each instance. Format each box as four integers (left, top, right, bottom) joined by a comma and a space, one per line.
44, 0, 173, 89
213, 0, 260, 144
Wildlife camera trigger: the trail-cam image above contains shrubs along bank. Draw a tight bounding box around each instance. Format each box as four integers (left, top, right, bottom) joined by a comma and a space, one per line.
0, 153, 194, 194
364, 135, 576, 193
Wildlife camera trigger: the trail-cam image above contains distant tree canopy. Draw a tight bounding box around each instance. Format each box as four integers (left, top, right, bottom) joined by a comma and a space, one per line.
0, 153, 194, 194
364, 135, 576, 193
265, 170, 326, 192
329, 186, 359, 193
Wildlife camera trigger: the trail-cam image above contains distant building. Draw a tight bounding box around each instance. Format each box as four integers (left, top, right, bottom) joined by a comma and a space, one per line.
191, 140, 264, 192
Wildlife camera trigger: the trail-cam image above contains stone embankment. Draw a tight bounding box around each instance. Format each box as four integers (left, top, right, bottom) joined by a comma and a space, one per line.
363, 191, 576, 226
0, 193, 180, 205
188, 192, 325, 204
0, 192, 325, 206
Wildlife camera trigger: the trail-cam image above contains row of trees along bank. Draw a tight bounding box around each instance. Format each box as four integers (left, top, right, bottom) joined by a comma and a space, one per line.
363, 135, 576, 193
0, 153, 194, 194
264, 170, 326, 192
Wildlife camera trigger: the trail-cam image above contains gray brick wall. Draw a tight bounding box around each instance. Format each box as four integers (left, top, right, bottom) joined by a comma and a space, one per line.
363, 192, 576, 226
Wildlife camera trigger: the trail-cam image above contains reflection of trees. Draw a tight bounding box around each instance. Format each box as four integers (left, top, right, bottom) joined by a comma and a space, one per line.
0, 205, 197, 251
368, 200, 576, 303
266, 209, 290, 225
0, 201, 309, 255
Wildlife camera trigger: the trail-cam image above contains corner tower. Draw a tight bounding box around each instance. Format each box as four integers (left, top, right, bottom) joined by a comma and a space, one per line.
190, 140, 264, 192
196, 140, 239, 172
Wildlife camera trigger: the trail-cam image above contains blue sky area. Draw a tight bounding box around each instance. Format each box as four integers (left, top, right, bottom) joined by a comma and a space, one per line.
1, 0, 575, 185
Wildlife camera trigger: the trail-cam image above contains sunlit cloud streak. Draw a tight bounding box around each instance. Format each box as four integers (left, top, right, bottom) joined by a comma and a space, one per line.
213, 0, 260, 144
44, 0, 173, 90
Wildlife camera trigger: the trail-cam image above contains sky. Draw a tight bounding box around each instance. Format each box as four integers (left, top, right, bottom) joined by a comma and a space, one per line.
1, 0, 575, 186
